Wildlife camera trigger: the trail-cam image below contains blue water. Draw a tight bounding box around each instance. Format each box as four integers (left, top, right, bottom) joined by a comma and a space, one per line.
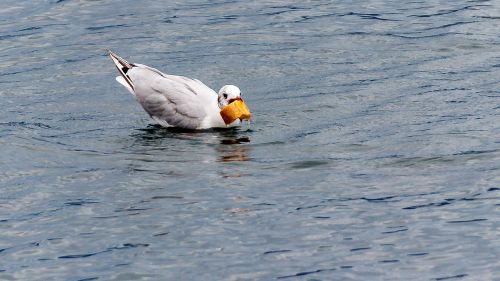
1, 0, 499, 280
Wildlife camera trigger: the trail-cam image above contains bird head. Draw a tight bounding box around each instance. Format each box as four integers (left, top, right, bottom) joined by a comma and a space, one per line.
218, 85, 241, 108
218, 85, 252, 124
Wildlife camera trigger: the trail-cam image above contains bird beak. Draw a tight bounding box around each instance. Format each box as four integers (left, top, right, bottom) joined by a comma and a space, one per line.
220, 98, 252, 124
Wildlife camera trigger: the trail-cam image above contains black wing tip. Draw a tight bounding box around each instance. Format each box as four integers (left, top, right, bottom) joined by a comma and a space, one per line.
104, 48, 115, 57
106, 49, 135, 91
106, 49, 135, 69
106, 49, 120, 60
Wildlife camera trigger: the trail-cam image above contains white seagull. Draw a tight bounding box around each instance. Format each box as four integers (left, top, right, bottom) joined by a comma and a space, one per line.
107, 50, 251, 129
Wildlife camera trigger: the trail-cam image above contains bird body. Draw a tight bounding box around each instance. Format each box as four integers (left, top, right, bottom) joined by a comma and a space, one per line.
107, 50, 251, 129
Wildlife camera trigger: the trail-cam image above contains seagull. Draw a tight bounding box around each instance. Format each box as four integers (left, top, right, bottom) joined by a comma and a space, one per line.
107, 50, 251, 129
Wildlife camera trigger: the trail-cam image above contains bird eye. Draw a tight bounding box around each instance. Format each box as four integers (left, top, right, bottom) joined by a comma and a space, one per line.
223, 93, 228, 99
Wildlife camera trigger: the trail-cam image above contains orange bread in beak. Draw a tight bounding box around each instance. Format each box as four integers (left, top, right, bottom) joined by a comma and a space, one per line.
220, 99, 252, 125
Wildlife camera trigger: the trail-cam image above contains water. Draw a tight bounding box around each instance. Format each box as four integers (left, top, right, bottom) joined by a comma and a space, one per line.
1, 0, 499, 280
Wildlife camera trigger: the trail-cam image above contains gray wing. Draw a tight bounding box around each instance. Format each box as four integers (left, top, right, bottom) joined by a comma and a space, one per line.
128, 66, 215, 129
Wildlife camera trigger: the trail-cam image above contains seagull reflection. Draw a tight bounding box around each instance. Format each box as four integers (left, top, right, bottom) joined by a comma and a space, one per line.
217, 142, 250, 162
131, 125, 204, 144
215, 129, 251, 163
126, 124, 251, 164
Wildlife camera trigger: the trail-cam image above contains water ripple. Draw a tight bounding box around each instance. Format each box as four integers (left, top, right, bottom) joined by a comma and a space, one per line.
1, 0, 499, 280
277, 268, 337, 279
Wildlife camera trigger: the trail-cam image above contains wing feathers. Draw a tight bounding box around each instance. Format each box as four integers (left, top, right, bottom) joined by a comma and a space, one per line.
108, 50, 219, 129
116, 76, 134, 95
108, 50, 135, 91
130, 67, 211, 129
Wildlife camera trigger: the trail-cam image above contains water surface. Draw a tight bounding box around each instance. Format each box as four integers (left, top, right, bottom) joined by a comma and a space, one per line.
1, 0, 499, 280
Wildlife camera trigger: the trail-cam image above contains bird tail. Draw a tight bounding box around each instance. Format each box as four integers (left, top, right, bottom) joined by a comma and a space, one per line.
106, 49, 135, 93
